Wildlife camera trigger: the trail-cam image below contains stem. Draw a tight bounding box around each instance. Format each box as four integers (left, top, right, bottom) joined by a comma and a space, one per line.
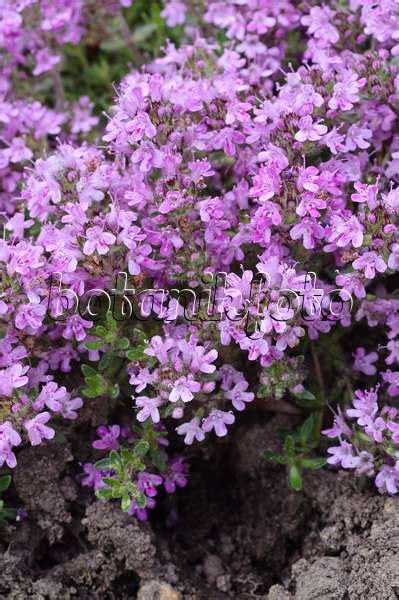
51, 68, 66, 111
311, 344, 325, 399
119, 13, 145, 67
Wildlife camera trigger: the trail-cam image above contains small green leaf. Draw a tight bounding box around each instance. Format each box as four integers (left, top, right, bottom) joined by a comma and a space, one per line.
300, 457, 326, 470
263, 451, 287, 465
134, 440, 150, 457
121, 494, 131, 512
133, 489, 147, 509
94, 458, 113, 470
92, 325, 108, 339
0, 476, 12, 494
126, 347, 145, 361
288, 465, 303, 491
85, 341, 104, 351
98, 351, 113, 372
132, 23, 158, 43
81, 364, 97, 378
84, 374, 107, 397
284, 435, 295, 457
299, 415, 316, 445
109, 450, 122, 469
102, 477, 118, 487
114, 337, 130, 351
95, 488, 114, 501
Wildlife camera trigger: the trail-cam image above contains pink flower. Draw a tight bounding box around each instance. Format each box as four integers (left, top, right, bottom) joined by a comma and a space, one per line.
301, 6, 339, 45
290, 218, 325, 249
353, 347, 378, 376
294, 116, 328, 143
346, 389, 378, 426
15, 302, 46, 331
375, 464, 399, 495
364, 416, 386, 443
59, 395, 83, 420
135, 396, 162, 423
169, 377, 200, 403
225, 381, 254, 411
92, 425, 121, 451
24, 412, 55, 446
0, 364, 29, 397
202, 410, 235, 437
161, 1, 187, 27
351, 181, 379, 210
137, 472, 163, 497
326, 214, 364, 249
328, 74, 365, 111
352, 252, 387, 279
33, 381, 68, 412
322, 406, 352, 439
388, 244, 399, 270
0, 422, 21, 468
83, 226, 116, 256
63, 315, 92, 342
176, 417, 206, 445
327, 441, 358, 469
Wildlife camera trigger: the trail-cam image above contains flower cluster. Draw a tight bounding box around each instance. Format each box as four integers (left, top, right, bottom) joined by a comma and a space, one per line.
324, 387, 399, 495
0, 0, 398, 518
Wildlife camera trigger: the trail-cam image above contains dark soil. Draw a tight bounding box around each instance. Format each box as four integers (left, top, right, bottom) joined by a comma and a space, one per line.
1, 414, 398, 599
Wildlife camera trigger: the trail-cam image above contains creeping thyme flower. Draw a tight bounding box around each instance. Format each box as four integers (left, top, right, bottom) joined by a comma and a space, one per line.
1, 0, 399, 516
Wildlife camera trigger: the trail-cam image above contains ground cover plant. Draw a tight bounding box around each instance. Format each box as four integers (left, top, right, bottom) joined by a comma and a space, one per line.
0, 0, 399, 597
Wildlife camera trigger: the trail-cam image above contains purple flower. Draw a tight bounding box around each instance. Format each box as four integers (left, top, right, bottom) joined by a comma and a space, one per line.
92, 425, 121, 451
346, 389, 379, 426
137, 472, 163, 497
364, 416, 386, 443
176, 417, 205, 445
59, 396, 83, 420
375, 464, 399, 495
83, 226, 116, 256
169, 376, 200, 403
0, 364, 29, 397
24, 412, 55, 446
326, 441, 358, 469
353, 252, 387, 279
164, 457, 188, 493
322, 406, 352, 439
161, 1, 187, 27
81, 463, 106, 490
135, 396, 162, 424
294, 116, 328, 143
225, 380, 254, 411
63, 315, 92, 342
353, 347, 378, 376
355, 451, 374, 476
202, 410, 235, 437
0, 422, 22, 468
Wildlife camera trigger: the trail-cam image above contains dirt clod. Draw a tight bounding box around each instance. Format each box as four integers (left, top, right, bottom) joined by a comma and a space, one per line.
137, 581, 182, 600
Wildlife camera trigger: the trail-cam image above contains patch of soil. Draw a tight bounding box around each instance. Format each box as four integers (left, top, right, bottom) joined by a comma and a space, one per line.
0, 415, 397, 599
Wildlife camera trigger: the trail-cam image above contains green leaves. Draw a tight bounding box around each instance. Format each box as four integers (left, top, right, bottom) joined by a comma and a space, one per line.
0, 475, 15, 527
81, 367, 108, 398
293, 389, 324, 409
263, 415, 326, 492
288, 465, 303, 491
94, 443, 149, 513
0, 475, 11, 494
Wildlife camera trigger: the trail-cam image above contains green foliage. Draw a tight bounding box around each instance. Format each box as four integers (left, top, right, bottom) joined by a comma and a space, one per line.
263, 415, 326, 491
59, 1, 184, 114
81, 312, 150, 399
0, 475, 16, 527
94, 438, 154, 512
